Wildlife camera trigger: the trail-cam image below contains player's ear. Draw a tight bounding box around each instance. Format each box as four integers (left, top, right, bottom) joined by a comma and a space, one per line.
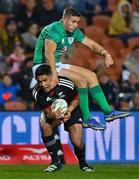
62, 16, 67, 23
62, 17, 64, 22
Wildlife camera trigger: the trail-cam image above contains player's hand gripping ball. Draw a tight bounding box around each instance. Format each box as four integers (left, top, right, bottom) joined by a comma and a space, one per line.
51, 99, 68, 118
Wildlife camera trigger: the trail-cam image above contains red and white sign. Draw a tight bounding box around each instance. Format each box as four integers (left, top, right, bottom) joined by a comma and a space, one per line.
0, 144, 78, 164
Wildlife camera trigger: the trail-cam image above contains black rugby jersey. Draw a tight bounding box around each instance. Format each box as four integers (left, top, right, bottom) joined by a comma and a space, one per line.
32, 76, 78, 110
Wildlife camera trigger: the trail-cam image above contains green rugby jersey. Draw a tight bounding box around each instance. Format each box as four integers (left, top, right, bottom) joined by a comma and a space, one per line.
33, 19, 85, 64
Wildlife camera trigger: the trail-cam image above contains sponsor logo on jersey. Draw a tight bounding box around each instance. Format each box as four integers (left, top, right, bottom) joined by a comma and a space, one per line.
61, 46, 67, 53
68, 37, 74, 44
58, 92, 66, 98
46, 97, 52, 102
61, 38, 65, 44
78, 118, 83, 122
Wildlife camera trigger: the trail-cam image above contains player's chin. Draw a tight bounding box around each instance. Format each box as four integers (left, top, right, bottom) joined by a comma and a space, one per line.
68, 28, 74, 32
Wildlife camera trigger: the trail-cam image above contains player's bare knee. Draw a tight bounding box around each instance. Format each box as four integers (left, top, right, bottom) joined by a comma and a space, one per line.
72, 139, 83, 149
91, 71, 97, 79
76, 76, 87, 87
85, 70, 98, 80
87, 71, 99, 86
41, 123, 53, 137
78, 69, 98, 86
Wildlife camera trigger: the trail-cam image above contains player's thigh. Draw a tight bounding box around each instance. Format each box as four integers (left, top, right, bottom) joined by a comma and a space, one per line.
58, 68, 87, 87
40, 112, 53, 136
64, 107, 83, 140
69, 64, 98, 80
68, 123, 83, 147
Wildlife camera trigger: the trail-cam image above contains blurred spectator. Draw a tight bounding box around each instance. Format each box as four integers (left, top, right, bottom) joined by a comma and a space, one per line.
109, 0, 139, 45
55, 0, 111, 24
121, 65, 131, 82
14, 0, 38, 33
85, 0, 111, 16
0, 17, 22, 56
0, 74, 20, 110
118, 95, 131, 110
11, 58, 34, 110
84, 0, 111, 24
130, 91, 139, 110
21, 21, 39, 52
0, 49, 7, 75
0, 0, 20, 14
6, 45, 26, 74
89, 61, 119, 110
98, 72, 119, 109
95, 60, 106, 77
55, 0, 86, 14
120, 72, 139, 93
132, 0, 139, 33
36, 0, 61, 28
119, 72, 139, 109
123, 45, 139, 79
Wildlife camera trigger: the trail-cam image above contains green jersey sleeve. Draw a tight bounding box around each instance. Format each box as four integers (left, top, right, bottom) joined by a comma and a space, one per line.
45, 27, 61, 44
74, 29, 85, 42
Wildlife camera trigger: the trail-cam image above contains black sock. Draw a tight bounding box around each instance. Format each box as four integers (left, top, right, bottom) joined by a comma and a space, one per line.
74, 145, 86, 167
42, 136, 59, 164
54, 129, 65, 164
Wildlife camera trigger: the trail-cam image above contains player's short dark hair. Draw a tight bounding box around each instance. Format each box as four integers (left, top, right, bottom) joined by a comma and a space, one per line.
63, 7, 81, 17
35, 64, 52, 78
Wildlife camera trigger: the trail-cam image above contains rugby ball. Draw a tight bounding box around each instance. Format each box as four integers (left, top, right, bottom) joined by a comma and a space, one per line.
51, 99, 68, 114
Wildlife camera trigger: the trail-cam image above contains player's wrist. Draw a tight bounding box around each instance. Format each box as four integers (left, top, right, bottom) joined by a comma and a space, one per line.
68, 106, 74, 113
101, 50, 110, 57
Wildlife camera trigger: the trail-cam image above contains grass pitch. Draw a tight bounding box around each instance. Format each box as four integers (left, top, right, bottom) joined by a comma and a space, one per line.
0, 164, 139, 179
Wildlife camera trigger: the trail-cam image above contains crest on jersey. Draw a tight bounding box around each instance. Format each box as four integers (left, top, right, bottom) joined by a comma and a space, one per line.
68, 37, 74, 44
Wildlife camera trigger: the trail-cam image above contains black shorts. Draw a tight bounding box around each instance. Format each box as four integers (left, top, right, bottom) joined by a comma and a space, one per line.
64, 107, 83, 131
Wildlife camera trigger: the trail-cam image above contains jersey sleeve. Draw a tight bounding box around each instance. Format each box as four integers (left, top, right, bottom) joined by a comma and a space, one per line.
32, 85, 49, 108
58, 77, 79, 103
72, 85, 79, 98
45, 27, 61, 44
74, 29, 85, 42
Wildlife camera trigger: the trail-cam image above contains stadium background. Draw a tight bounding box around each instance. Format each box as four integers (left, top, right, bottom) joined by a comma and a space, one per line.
0, 0, 139, 178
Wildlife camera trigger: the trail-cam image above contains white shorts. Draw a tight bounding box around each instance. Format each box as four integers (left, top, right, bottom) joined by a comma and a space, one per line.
32, 62, 71, 77
31, 62, 71, 88
56, 62, 71, 73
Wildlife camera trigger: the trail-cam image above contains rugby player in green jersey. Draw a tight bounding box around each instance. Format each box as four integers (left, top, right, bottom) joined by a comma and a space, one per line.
33, 7, 130, 130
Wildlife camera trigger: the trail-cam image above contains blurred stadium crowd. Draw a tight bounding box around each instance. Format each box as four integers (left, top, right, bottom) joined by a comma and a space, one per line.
0, 0, 139, 111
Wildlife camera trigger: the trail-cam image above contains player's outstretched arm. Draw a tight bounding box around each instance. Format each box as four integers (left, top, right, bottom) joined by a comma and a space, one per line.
45, 39, 59, 88
82, 36, 114, 68
68, 97, 79, 113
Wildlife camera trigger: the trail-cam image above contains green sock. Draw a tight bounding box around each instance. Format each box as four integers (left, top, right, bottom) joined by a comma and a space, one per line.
77, 88, 90, 122
89, 85, 112, 114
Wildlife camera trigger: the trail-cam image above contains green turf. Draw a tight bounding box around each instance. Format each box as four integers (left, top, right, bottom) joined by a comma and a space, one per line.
0, 164, 139, 179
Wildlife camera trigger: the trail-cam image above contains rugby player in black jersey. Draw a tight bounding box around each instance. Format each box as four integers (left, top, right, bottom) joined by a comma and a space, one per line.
32, 64, 95, 173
